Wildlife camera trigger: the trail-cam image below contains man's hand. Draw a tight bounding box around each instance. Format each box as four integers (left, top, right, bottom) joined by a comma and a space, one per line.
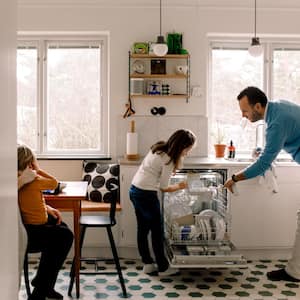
223, 179, 235, 193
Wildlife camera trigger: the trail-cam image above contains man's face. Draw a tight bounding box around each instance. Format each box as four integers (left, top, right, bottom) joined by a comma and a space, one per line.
239, 96, 264, 123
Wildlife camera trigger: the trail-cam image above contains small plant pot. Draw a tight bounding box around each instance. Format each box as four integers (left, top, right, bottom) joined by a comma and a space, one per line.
214, 144, 226, 158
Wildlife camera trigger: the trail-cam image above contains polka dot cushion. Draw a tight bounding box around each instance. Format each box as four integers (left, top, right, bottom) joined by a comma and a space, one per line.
82, 161, 120, 203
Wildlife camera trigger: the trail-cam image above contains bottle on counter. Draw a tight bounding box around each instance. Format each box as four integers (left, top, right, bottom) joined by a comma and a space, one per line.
228, 140, 236, 159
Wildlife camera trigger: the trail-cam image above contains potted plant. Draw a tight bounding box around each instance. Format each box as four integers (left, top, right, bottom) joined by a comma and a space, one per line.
212, 122, 227, 158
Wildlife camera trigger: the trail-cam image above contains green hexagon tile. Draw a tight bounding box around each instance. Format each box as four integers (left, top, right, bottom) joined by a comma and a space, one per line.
19, 259, 300, 299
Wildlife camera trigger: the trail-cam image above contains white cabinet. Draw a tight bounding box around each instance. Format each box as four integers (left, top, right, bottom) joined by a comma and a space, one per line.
229, 166, 300, 249
119, 165, 138, 247
118, 163, 300, 253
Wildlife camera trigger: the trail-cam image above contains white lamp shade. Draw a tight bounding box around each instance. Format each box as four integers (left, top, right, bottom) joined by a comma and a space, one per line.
153, 43, 168, 56
248, 44, 263, 57
248, 37, 263, 57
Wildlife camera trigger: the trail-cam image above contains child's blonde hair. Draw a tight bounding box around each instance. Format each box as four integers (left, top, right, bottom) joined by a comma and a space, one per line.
18, 144, 35, 171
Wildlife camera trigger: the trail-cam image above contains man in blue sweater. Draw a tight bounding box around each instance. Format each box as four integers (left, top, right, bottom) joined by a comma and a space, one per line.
224, 86, 300, 282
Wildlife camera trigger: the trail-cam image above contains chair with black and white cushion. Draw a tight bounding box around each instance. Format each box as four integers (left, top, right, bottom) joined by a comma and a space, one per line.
68, 183, 127, 298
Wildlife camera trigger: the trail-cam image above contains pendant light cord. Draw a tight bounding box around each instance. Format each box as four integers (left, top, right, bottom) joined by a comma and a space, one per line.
159, 0, 162, 36
254, 0, 257, 38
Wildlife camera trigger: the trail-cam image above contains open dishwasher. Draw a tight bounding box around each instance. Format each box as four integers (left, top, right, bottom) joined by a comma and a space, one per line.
163, 168, 247, 268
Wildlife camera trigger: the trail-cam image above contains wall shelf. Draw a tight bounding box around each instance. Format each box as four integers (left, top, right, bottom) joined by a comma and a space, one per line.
130, 94, 188, 99
130, 54, 189, 59
130, 74, 187, 79
128, 51, 190, 103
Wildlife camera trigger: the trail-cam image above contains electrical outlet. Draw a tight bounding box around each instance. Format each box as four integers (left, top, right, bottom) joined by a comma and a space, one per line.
192, 86, 203, 97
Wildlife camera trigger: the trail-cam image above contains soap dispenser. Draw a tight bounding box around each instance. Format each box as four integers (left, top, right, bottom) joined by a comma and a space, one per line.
228, 140, 236, 159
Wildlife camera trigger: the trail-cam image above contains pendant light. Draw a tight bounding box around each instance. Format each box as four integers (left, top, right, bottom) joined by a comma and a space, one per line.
153, 0, 168, 56
248, 0, 263, 57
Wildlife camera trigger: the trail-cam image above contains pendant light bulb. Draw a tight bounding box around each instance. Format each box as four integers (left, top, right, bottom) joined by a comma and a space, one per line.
153, 36, 168, 56
153, 0, 168, 56
248, 37, 263, 57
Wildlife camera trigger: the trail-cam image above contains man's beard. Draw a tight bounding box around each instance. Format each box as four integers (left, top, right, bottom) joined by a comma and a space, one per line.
251, 109, 263, 122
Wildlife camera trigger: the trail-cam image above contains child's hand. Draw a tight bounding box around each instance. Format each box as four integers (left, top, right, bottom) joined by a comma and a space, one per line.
46, 205, 62, 225
18, 166, 37, 189
178, 181, 188, 190
31, 157, 40, 171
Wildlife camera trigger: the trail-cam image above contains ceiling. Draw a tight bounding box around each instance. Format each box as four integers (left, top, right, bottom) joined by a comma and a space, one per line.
17, 0, 300, 10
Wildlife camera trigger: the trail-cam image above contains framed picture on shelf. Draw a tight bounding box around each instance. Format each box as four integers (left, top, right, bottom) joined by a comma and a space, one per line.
133, 42, 149, 54
151, 59, 166, 74
146, 80, 162, 95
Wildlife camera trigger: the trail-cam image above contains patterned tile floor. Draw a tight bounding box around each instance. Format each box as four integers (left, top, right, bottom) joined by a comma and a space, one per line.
19, 258, 300, 300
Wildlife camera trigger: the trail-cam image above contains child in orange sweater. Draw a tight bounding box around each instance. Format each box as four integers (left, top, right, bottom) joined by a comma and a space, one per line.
18, 144, 73, 300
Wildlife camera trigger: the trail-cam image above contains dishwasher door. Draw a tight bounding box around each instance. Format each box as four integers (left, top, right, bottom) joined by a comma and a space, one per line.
163, 169, 247, 268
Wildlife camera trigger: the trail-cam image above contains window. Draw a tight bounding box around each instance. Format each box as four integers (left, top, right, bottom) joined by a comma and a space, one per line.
209, 39, 300, 155
17, 34, 108, 158
272, 46, 300, 102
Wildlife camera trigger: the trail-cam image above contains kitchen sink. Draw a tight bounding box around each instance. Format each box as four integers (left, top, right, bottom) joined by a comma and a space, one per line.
234, 157, 294, 163
274, 158, 294, 162
234, 158, 254, 162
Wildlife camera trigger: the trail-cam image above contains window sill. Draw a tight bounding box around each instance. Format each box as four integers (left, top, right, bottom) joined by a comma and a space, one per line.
37, 154, 111, 160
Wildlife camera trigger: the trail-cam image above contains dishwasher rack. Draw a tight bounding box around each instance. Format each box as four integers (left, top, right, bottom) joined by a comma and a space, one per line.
163, 168, 247, 268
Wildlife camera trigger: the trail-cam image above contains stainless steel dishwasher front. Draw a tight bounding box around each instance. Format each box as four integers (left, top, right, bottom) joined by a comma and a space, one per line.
163, 168, 247, 268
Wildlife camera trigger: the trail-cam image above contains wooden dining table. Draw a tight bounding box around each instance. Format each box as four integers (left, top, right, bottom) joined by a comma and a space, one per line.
44, 181, 88, 298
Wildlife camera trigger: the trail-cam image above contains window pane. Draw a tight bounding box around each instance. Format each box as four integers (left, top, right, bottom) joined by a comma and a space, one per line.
273, 49, 300, 103
17, 48, 38, 150
211, 48, 264, 153
47, 46, 101, 151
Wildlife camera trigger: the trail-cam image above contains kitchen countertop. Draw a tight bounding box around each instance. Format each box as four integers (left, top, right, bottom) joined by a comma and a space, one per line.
119, 156, 299, 167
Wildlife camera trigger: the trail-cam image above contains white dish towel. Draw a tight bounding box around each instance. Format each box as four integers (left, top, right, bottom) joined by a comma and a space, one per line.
258, 163, 279, 193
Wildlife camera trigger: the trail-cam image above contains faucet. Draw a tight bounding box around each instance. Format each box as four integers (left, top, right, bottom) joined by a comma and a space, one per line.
255, 122, 265, 150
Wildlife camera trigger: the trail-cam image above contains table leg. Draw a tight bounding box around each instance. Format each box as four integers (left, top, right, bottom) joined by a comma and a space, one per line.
73, 202, 81, 298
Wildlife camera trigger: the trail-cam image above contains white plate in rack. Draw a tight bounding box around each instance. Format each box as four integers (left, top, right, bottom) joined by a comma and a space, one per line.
199, 209, 225, 241
203, 218, 212, 240
215, 217, 226, 240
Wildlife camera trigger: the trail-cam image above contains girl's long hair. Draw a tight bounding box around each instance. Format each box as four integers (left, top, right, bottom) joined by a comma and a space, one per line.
18, 144, 35, 171
151, 129, 196, 168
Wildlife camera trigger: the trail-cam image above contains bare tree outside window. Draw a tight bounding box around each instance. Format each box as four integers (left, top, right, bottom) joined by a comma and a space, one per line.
273, 49, 300, 102
17, 47, 38, 149
47, 46, 101, 151
210, 47, 263, 154
17, 36, 108, 158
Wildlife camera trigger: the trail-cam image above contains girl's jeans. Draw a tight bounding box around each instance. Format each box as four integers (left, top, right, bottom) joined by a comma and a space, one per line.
129, 185, 169, 272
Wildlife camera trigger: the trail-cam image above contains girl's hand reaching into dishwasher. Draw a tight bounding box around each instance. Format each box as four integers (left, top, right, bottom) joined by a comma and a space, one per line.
177, 181, 188, 190
161, 181, 187, 193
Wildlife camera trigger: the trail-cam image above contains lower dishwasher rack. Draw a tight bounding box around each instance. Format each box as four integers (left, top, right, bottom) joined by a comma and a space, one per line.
163, 168, 247, 268
165, 240, 247, 268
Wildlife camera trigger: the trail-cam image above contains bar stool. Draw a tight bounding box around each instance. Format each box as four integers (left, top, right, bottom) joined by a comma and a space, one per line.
68, 189, 127, 298
23, 248, 40, 296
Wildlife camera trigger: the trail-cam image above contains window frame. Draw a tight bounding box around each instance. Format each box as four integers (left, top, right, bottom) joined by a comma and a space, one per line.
208, 36, 300, 156
17, 32, 109, 159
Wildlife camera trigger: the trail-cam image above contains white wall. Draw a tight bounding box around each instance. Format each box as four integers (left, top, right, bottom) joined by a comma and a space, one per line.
0, 0, 18, 299
18, 0, 300, 179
